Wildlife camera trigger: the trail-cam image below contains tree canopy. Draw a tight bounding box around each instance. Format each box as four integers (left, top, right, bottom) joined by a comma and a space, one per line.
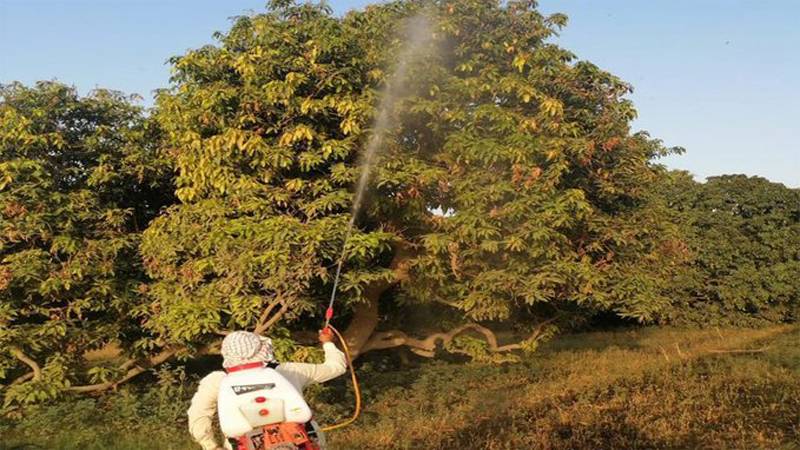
660, 172, 800, 325
143, 0, 683, 361
0, 82, 172, 404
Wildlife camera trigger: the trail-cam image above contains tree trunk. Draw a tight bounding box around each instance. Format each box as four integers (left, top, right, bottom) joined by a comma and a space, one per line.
342, 293, 380, 359
342, 242, 412, 358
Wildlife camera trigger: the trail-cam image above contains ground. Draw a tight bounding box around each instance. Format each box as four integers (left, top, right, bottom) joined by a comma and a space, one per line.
2, 326, 798, 449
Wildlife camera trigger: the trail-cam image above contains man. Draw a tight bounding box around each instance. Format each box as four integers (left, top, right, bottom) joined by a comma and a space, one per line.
188, 328, 347, 450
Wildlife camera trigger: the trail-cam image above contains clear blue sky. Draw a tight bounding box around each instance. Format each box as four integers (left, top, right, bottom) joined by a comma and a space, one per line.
1, 0, 797, 187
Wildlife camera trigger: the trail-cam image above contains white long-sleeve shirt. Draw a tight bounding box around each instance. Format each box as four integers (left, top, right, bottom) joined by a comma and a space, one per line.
187, 342, 347, 450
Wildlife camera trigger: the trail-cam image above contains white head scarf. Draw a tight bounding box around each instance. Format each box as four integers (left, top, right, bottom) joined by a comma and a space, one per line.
220, 331, 275, 369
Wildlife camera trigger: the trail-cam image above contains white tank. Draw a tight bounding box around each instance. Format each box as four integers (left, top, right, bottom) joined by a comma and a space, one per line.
217, 366, 313, 438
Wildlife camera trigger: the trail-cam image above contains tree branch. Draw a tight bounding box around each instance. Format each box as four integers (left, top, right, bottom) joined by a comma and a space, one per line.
361, 319, 557, 358
254, 296, 284, 334
67, 347, 181, 393
11, 371, 35, 386
255, 297, 293, 335
10, 347, 42, 381
65, 337, 226, 394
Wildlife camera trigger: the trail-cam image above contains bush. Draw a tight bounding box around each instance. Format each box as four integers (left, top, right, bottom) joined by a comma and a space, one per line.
1, 366, 194, 450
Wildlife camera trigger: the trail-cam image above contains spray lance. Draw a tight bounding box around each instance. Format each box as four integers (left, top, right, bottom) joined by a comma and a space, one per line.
316, 63, 401, 432
323, 214, 357, 330
317, 176, 363, 434
318, 92, 385, 431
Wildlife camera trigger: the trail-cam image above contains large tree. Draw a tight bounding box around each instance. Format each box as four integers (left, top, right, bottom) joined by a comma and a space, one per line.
660, 172, 800, 325
143, 0, 683, 362
0, 82, 172, 405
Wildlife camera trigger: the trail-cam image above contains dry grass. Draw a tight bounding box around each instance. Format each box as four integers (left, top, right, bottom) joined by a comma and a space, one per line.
327, 326, 800, 450
3, 326, 797, 450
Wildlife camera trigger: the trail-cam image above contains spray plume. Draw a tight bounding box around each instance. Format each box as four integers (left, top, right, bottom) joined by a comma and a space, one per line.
324, 13, 434, 327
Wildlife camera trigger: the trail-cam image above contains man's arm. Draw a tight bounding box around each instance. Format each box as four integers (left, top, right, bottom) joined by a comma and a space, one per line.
187, 371, 225, 450
279, 330, 347, 389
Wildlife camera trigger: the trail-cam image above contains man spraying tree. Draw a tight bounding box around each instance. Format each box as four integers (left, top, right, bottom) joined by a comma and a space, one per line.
187, 329, 347, 450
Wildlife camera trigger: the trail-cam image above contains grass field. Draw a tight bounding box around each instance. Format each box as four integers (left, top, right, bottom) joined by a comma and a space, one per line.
3, 326, 798, 449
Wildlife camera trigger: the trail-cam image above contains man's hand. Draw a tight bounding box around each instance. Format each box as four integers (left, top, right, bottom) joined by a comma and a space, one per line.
319, 327, 334, 344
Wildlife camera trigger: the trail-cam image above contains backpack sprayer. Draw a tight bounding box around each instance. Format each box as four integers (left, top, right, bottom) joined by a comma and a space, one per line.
319, 214, 362, 433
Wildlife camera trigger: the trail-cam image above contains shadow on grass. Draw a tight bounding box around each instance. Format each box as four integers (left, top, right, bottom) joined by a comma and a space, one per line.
414, 352, 800, 450
539, 328, 646, 353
